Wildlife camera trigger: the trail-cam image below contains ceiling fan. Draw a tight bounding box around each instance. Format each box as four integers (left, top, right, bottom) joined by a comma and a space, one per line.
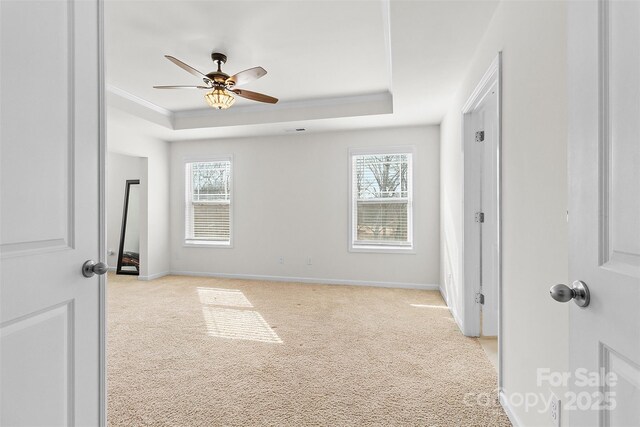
154, 52, 278, 110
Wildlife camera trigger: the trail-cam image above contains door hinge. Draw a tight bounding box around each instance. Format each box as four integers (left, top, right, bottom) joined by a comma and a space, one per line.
476, 292, 485, 305
475, 130, 485, 142
475, 212, 485, 223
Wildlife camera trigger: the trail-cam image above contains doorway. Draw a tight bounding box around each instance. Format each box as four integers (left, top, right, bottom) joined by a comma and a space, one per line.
461, 54, 502, 374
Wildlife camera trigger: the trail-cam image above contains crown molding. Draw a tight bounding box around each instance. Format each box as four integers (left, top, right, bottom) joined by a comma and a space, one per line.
172, 91, 393, 130
106, 85, 393, 132
106, 85, 173, 128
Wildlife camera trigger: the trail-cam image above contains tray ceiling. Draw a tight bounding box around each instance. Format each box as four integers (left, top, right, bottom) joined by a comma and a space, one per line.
104, 0, 499, 139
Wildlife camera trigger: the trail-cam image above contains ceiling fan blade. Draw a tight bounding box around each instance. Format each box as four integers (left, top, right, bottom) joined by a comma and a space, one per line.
231, 88, 278, 104
164, 55, 211, 83
226, 67, 267, 87
153, 85, 210, 89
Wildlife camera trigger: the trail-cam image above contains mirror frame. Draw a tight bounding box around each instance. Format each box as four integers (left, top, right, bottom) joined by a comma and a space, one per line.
116, 179, 140, 275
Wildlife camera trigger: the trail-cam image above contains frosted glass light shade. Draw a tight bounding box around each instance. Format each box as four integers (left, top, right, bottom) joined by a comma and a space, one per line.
204, 88, 235, 110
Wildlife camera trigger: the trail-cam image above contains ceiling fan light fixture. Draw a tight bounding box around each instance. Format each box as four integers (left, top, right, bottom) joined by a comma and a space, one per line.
204, 87, 235, 110
157, 53, 277, 106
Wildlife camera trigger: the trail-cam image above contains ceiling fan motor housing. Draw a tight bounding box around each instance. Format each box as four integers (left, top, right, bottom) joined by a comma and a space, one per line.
205, 72, 230, 86
207, 52, 232, 86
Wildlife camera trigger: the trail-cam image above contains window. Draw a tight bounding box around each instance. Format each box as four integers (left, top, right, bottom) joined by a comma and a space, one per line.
185, 159, 232, 246
350, 150, 413, 251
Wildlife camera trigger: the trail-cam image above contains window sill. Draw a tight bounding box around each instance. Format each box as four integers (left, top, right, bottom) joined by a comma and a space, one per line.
184, 240, 233, 249
349, 245, 415, 254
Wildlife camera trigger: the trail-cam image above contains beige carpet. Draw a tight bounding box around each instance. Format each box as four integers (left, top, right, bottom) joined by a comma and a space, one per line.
108, 273, 510, 426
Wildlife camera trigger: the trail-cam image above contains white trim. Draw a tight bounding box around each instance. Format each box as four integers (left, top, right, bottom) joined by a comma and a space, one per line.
496, 51, 504, 394
107, 85, 393, 131
446, 297, 465, 334
170, 271, 439, 290
106, 85, 172, 118
380, 0, 394, 93
499, 390, 522, 427
183, 241, 233, 249
107, 269, 168, 280
460, 53, 503, 389
172, 92, 393, 130
183, 155, 234, 164
348, 145, 415, 156
348, 146, 416, 253
97, 0, 107, 424
349, 246, 416, 255
105, 85, 173, 129
138, 271, 170, 281
176, 91, 391, 118
438, 284, 447, 301
462, 55, 501, 114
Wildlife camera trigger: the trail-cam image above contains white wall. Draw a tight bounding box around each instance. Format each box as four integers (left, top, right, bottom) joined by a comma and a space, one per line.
107, 108, 171, 280
170, 126, 440, 287
107, 152, 143, 269
440, 1, 568, 425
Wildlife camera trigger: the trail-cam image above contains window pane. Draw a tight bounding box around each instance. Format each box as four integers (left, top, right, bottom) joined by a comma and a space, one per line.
351, 151, 413, 249
356, 201, 408, 242
186, 160, 232, 244
355, 154, 409, 199
192, 161, 231, 202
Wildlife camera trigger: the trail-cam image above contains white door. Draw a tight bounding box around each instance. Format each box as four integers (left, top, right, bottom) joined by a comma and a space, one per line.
0, 1, 105, 425
567, 1, 640, 426
463, 61, 500, 338
478, 86, 499, 337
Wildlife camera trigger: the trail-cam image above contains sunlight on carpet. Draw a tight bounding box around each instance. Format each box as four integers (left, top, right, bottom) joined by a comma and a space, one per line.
202, 306, 283, 343
197, 286, 282, 343
409, 303, 449, 309
197, 287, 254, 308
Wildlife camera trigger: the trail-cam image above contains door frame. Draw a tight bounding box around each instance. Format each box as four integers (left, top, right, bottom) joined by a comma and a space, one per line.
98, 0, 107, 424
460, 53, 502, 383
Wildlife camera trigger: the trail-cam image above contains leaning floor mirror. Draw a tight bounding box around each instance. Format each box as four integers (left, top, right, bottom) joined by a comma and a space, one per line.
117, 179, 140, 275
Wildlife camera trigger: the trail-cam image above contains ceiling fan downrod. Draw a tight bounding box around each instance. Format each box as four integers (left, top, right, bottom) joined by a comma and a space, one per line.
211, 52, 227, 72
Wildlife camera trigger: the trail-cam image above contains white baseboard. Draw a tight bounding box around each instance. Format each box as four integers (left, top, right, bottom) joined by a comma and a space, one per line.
449, 304, 464, 332
107, 266, 117, 272
440, 285, 467, 336
169, 270, 439, 290
438, 284, 448, 302
138, 271, 170, 281
499, 390, 522, 427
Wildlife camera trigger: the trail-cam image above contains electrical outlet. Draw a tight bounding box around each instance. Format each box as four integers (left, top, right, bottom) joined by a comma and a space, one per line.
306, 257, 312, 265
278, 256, 284, 264
549, 392, 561, 427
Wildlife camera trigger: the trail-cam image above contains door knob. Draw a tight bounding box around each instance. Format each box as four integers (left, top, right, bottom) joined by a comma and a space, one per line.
82, 260, 109, 278
550, 280, 590, 307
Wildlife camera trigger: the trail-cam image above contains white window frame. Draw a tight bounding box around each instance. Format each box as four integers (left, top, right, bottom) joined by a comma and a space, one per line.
184, 156, 234, 248
348, 146, 415, 253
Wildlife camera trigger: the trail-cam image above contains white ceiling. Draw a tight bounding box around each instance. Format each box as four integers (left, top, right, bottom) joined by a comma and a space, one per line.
105, 0, 499, 141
